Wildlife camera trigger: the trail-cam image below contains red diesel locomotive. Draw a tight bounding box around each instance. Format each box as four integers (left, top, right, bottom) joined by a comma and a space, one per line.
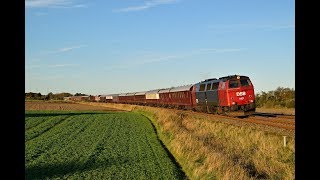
104, 75, 256, 116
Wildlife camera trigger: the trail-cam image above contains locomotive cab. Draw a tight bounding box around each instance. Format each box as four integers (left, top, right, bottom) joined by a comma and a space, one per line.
218, 75, 256, 116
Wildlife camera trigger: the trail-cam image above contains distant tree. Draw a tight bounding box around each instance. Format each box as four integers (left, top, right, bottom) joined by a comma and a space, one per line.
25, 92, 36, 99
36, 93, 42, 99
74, 93, 87, 96
25, 92, 46, 100
54, 92, 73, 100
45, 92, 54, 100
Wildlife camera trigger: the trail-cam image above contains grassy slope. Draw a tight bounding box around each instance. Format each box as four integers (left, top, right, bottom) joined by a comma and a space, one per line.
81, 102, 295, 180
25, 111, 185, 179
256, 107, 295, 115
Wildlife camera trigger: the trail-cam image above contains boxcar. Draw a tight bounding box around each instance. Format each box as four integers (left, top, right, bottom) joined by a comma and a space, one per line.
158, 88, 171, 107
126, 92, 136, 104
112, 94, 119, 103
118, 93, 128, 104
166, 85, 196, 109
105, 95, 114, 103
98, 95, 107, 102
145, 89, 162, 106
134, 91, 147, 105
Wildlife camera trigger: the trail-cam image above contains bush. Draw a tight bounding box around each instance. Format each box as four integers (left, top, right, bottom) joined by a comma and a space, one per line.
255, 87, 294, 108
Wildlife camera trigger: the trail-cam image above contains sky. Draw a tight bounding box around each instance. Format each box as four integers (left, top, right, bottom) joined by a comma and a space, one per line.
25, 0, 295, 96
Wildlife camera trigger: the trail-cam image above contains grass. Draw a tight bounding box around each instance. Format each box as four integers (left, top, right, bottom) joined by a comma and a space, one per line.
82, 102, 295, 180
25, 110, 186, 179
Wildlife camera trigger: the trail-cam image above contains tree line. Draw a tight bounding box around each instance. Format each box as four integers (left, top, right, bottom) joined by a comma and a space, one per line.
25, 86, 295, 108
25, 92, 87, 100
255, 87, 295, 108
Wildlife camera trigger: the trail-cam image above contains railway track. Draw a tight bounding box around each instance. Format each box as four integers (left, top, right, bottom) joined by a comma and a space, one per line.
81, 101, 296, 131
252, 113, 294, 124
213, 113, 295, 130
252, 112, 295, 118
245, 114, 294, 130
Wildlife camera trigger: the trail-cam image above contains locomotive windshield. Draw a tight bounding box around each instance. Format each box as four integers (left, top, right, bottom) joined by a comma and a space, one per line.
229, 80, 239, 88
229, 77, 252, 88
240, 78, 252, 87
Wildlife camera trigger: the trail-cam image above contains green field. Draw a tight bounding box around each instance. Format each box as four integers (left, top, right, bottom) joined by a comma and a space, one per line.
25, 111, 186, 179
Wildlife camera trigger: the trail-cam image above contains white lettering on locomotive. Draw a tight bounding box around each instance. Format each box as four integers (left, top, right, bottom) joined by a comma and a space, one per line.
236, 91, 246, 96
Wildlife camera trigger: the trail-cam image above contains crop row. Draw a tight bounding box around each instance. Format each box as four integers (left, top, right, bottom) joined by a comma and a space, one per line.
25, 111, 185, 179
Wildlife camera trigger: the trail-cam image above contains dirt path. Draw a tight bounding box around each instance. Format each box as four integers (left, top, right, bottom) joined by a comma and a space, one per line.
25, 101, 124, 111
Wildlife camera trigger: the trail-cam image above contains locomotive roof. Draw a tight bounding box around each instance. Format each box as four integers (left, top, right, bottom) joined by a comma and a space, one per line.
198, 78, 221, 84
146, 89, 163, 94
218, 75, 249, 80
101, 94, 118, 97
135, 91, 147, 95
126, 92, 136, 96
203, 78, 217, 82
158, 88, 171, 93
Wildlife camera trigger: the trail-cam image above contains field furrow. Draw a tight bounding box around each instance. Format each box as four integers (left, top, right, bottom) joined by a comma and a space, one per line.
25, 114, 93, 164
25, 115, 72, 142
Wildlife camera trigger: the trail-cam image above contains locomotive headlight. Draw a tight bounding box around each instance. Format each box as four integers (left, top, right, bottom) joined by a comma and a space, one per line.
250, 100, 254, 103
232, 102, 236, 105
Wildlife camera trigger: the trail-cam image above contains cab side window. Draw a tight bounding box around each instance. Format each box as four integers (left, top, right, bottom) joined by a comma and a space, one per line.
206, 83, 212, 91
199, 84, 206, 91
212, 82, 219, 90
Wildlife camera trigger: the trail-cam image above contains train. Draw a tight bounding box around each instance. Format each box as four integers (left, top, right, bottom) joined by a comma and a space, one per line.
100, 74, 256, 116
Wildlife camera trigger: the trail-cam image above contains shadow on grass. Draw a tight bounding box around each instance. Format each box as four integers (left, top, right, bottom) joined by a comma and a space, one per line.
26, 154, 187, 179
140, 114, 187, 179
26, 157, 132, 179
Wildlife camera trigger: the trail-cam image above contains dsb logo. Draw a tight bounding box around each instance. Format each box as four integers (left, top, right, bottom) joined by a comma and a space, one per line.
236, 91, 246, 96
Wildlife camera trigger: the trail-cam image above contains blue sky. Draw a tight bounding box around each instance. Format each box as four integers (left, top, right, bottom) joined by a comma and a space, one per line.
25, 0, 294, 95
